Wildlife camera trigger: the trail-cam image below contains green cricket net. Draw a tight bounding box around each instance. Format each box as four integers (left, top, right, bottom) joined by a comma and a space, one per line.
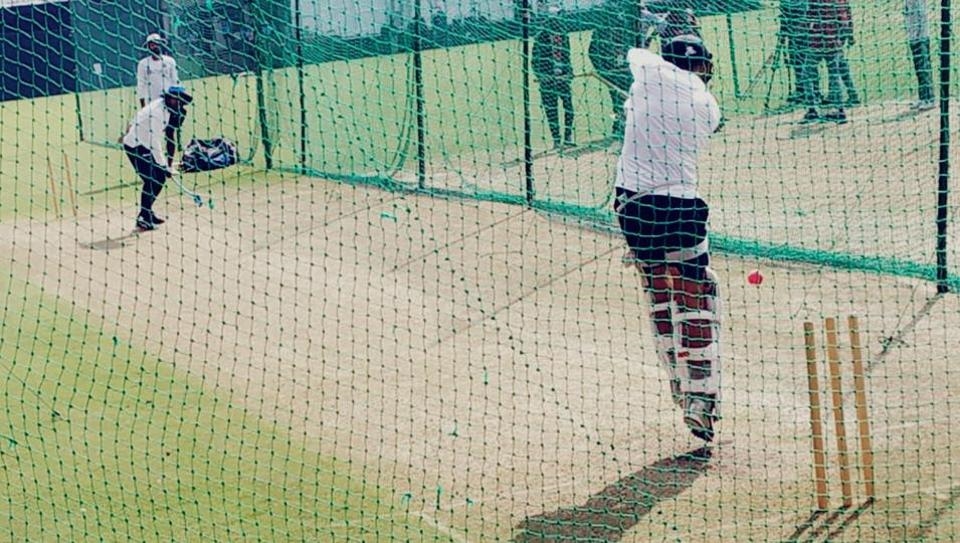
2, 0, 959, 540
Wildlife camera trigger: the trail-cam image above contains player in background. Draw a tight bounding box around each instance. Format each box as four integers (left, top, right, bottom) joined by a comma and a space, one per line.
799, 0, 858, 123
138, 33, 180, 108
779, 0, 808, 105
137, 33, 182, 166
614, 35, 722, 442
588, 0, 661, 137
903, 0, 935, 111
122, 86, 193, 231
532, 10, 575, 148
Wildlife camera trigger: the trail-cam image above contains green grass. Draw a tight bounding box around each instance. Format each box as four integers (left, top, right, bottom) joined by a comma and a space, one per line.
0, 93, 446, 540
0, 268, 451, 541
36, 0, 934, 192
259, 0, 933, 185
0, 89, 439, 535
0, 89, 282, 223
0, 95, 130, 222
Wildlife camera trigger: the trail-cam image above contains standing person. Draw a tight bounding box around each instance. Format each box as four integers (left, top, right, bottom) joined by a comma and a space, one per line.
532, 12, 575, 148
904, 0, 935, 110
828, 0, 860, 108
137, 33, 180, 108
122, 86, 193, 231
614, 35, 723, 442
779, 0, 809, 105
800, 0, 858, 123
137, 33, 183, 165
588, 0, 661, 137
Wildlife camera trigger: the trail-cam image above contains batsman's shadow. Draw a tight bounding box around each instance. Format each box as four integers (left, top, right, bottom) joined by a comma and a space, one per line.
80, 230, 144, 251
512, 446, 712, 542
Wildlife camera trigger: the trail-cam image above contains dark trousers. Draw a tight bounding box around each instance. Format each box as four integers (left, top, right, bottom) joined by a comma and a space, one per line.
614, 188, 710, 280
540, 77, 574, 145
785, 45, 801, 98
797, 50, 859, 108
125, 145, 167, 218
825, 50, 858, 105
795, 52, 821, 107
910, 39, 934, 101
166, 126, 178, 166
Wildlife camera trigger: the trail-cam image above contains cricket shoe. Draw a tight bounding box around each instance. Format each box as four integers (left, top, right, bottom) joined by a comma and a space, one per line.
911, 99, 936, 111
136, 215, 158, 231
800, 108, 819, 124
822, 108, 847, 123
683, 394, 717, 442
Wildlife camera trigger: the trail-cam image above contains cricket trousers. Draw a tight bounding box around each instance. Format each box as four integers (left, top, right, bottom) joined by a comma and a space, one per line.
539, 77, 574, 145
124, 145, 168, 219
910, 39, 934, 102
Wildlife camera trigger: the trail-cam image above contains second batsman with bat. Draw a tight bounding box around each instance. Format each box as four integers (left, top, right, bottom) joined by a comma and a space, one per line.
122, 86, 193, 231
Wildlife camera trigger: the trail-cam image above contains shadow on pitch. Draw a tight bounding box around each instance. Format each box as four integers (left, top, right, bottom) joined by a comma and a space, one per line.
786, 486, 960, 542
908, 485, 960, 539
80, 230, 145, 251
512, 446, 712, 542
784, 500, 873, 543
785, 120, 843, 140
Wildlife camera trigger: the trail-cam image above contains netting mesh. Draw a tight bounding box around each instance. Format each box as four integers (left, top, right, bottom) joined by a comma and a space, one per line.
2, 0, 960, 540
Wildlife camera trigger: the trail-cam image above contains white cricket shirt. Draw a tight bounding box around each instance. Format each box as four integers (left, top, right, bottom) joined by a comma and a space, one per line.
615, 48, 721, 200
136, 55, 180, 102
122, 99, 171, 167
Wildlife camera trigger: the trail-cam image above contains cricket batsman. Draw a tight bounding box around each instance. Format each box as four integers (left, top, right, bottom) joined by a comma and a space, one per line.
613, 35, 723, 441
122, 86, 193, 231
